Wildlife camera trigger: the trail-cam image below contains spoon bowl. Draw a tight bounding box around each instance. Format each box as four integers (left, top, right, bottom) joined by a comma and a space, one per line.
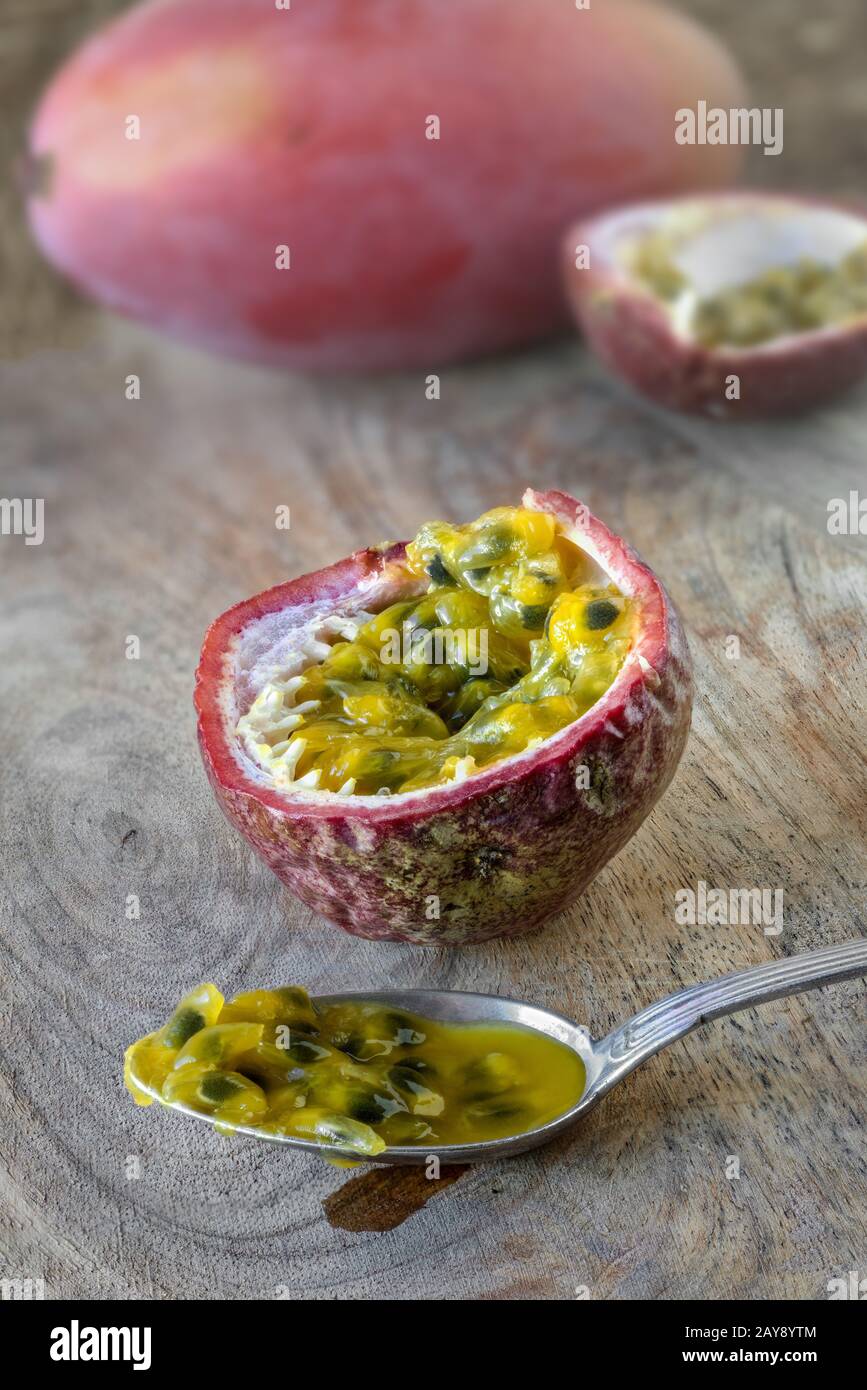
138, 939, 867, 1164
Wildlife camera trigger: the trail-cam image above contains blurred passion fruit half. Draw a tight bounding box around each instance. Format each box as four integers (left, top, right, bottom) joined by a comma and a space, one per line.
564, 193, 867, 418
195, 490, 692, 944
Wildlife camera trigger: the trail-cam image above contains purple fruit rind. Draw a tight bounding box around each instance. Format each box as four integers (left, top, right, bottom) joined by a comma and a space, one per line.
196, 491, 693, 944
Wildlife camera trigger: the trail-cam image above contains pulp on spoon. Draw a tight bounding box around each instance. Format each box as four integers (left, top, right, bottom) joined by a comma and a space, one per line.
125, 984, 587, 1160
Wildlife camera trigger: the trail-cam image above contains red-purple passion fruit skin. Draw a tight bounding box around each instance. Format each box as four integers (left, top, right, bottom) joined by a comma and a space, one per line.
195, 490, 693, 945
563, 196, 867, 419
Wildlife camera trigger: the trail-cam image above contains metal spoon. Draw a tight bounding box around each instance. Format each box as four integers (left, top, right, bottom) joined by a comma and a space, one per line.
139, 938, 867, 1164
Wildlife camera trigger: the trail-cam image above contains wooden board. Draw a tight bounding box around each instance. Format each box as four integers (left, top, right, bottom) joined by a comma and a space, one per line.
1, 0, 865, 1301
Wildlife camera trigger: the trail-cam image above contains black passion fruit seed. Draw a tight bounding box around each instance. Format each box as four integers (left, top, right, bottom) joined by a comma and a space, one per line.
345, 1089, 392, 1123
199, 1074, 243, 1103
426, 554, 453, 586
584, 599, 620, 630
389, 1062, 433, 1091
520, 603, 550, 630
162, 1007, 205, 1048
459, 526, 511, 566
285, 1039, 331, 1063
383, 1012, 426, 1045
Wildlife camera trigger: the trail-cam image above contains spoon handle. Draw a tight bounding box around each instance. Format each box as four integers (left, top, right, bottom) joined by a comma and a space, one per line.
597, 938, 867, 1086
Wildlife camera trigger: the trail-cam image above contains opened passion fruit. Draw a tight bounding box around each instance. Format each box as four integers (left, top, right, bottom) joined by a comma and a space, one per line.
195, 490, 692, 944
564, 193, 867, 417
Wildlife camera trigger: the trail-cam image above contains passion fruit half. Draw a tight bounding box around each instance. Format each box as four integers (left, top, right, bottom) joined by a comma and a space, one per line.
195, 490, 692, 944
564, 192, 867, 418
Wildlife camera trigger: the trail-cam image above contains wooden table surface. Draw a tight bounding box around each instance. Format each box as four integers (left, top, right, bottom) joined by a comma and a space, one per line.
1, 0, 865, 1301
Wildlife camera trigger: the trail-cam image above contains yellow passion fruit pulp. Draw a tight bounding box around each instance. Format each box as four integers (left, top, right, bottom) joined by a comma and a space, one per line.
632, 232, 867, 349
125, 984, 586, 1157
237, 506, 633, 796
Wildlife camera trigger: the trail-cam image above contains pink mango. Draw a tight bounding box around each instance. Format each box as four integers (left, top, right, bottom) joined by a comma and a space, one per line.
28, 0, 745, 369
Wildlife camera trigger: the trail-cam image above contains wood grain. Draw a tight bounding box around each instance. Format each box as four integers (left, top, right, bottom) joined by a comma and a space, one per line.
1, 0, 865, 1301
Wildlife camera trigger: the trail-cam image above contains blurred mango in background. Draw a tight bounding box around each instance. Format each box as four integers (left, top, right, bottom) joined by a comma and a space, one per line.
26, 0, 745, 371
